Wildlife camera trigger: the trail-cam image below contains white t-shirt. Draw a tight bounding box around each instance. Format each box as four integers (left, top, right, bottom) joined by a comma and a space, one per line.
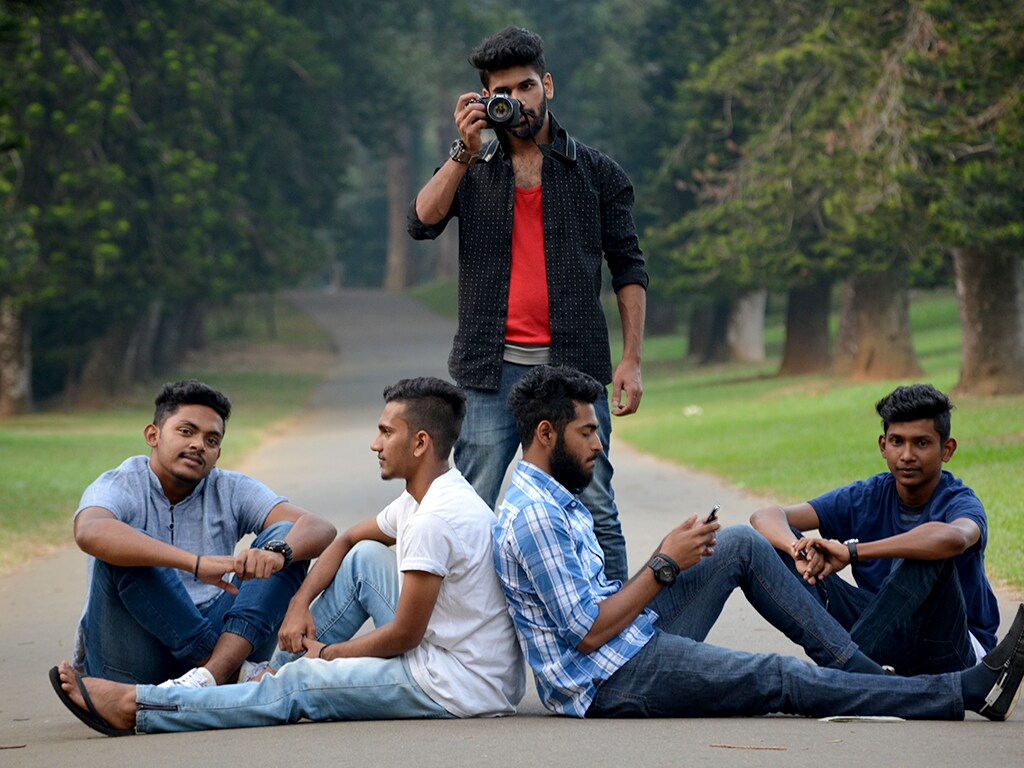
376, 468, 525, 717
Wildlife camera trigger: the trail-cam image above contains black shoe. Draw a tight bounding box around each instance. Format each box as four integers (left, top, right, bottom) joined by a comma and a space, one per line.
982, 603, 1024, 669
978, 604, 1024, 721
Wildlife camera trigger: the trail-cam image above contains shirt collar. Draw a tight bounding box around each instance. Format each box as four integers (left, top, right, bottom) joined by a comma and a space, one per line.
515, 460, 578, 510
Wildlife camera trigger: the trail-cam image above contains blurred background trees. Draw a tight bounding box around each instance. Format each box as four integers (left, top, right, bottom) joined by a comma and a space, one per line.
1, 0, 1021, 414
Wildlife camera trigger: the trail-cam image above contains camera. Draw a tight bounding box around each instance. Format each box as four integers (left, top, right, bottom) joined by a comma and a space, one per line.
469, 94, 522, 129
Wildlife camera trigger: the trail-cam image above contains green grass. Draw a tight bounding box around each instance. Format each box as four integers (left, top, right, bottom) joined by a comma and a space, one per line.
611, 290, 1024, 589
0, 298, 335, 572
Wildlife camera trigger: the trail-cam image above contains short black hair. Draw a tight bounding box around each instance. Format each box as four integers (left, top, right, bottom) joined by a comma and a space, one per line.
469, 26, 546, 87
383, 377, 466, 459
875, 384, 954, 442
506, 365, 604, 448
153, 380, 232, 428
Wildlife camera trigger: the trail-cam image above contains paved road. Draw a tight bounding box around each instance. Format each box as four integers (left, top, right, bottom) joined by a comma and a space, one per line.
2, 288, 1021, 767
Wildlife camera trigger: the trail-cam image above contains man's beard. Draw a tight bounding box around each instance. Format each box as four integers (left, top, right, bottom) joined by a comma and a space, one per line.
508, 94, 547, 140
550, 434, 595, 496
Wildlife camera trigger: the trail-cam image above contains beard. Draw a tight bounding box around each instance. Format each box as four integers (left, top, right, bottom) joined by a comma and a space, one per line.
550, 434, 596, 496
507, 94, 547, 140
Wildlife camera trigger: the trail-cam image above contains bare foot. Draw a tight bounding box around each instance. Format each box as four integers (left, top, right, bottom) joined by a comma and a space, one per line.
58, 660, 137, 731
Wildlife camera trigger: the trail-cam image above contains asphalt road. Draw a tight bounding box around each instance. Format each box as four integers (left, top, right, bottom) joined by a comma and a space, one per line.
2, 288, 1021, 767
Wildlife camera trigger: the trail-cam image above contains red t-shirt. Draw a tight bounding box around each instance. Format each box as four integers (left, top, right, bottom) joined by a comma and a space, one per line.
505, 185, 551, 345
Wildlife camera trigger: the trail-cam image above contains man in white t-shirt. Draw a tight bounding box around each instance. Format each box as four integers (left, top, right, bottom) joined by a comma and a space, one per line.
50, 377, 525, 736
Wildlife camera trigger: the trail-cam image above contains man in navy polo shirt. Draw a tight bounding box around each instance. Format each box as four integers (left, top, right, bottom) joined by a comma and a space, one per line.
751, 384, 1000, 674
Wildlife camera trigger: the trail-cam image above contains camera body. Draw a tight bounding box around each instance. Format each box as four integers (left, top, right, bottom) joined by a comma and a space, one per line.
469, 94, 522, 129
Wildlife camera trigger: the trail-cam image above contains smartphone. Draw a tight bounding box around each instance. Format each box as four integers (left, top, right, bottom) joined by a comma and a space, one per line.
705, 504, 721, 524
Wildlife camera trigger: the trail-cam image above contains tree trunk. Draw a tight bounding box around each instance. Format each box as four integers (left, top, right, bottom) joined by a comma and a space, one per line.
687, 304, 715, 362
116, 299, 164, 392
778, 278, 833, 375
725, 289, 767, 364
691, 298, 730, 363
952, 250, 1024, 395
75, 323, 132, 407
384, 126, 412, 291
834, 261, 922, 379
0, 297, 32, 416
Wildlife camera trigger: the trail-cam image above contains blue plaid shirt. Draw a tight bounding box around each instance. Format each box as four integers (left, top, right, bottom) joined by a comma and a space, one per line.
493, 461, 656, 717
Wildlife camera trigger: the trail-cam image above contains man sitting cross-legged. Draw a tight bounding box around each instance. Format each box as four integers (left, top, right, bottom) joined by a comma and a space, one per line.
492, 364, 1024, 721
51, 377, 525, 736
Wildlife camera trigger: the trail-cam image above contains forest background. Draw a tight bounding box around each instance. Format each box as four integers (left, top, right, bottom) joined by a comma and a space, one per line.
0, 2, 1022, 582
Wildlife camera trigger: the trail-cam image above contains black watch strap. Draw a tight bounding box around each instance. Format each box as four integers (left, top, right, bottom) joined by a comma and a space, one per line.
843, 538, 860, 565
262, 539, 293, 569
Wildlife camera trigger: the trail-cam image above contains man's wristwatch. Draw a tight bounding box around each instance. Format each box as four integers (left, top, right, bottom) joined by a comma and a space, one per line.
648, 553, 681, 585
449, 139, 480, 165
843, 538, 860, 565
261, 539, 293, 569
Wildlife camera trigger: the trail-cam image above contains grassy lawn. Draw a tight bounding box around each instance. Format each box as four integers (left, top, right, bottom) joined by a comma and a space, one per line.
0, 296, 335, 572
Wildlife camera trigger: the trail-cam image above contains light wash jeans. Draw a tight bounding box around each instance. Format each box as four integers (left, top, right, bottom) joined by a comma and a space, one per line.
134, 541, 452, 733
455, 361, 629, 581
84, 521, 305, 684
587, 527, 965, 719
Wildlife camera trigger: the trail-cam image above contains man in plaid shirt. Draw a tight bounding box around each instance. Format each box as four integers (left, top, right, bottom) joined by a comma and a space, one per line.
492, 365, 1024, 721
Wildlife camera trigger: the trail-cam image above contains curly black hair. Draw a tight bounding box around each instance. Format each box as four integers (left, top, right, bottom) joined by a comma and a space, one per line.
506, 365, 604, 448
875, 384, 954, 442
469, 26, 546, 87
153, 380, 232, 428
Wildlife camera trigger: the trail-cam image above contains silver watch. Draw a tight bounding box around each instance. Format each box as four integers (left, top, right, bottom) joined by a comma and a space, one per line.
449, 139, 480, 165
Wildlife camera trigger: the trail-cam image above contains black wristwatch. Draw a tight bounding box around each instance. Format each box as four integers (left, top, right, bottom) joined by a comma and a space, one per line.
648, 553, 681, 585
262, 539, 293, 569
843, 538, 860, 565
449, 139, 480, 165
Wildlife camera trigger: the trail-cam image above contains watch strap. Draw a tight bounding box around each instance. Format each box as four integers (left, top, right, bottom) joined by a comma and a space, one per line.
843, 539, 859, 565
449, 139, 480, 165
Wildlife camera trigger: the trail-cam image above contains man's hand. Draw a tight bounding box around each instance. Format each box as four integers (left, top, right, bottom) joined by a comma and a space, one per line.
278, 604, 317, 654
454, 92, 488, 154
791, 538, 849, 584
195, 555, 239, 594
611, 358, 643, 416
234, 547, 287, 580
657, 514, 719, 570
301, 635, 328, 660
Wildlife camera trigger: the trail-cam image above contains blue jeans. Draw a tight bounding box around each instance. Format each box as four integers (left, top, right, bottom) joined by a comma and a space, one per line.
587, 527, 965, 719
455, 361, 628, 581
83, 522, 306, 684
135, 541, 453, 732
780, 552, 976, 674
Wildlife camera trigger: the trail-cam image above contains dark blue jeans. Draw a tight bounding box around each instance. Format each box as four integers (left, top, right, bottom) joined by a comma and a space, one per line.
781, 553, 976, 674
454, 361, 628, 581
82, 521, 307, 684
587, 527, 965, 719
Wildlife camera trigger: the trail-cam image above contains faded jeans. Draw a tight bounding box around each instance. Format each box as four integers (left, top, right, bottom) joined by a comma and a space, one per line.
135, 541, 452, 732
83, 521, 305, 684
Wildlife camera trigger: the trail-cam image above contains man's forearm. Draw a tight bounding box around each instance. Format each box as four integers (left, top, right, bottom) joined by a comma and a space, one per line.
414, 159, 468, 225
749, 507, 800, 553
616, 283, 646, 364
282, 513, 336, 562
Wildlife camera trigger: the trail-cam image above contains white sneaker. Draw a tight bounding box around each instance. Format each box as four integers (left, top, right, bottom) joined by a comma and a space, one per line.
158, 666, 216, 688
237, 660, 270, 684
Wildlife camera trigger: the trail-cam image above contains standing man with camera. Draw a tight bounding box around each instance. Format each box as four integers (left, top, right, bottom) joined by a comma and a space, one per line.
408, 26, 647, 581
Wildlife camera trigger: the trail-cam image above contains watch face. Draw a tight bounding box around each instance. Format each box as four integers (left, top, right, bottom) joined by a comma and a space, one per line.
657, 565, 675, 584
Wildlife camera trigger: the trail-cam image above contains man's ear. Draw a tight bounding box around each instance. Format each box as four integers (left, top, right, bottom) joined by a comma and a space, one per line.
412, 429, 431, 459
535, 419, 557, 449
942, 437, 957, 462
144, 423, 159, 448
544, 72, 554, 100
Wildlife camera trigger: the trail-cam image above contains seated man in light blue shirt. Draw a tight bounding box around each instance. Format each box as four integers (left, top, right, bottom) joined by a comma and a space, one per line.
71, 379, 336, 688
492, 364, 1024, 721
